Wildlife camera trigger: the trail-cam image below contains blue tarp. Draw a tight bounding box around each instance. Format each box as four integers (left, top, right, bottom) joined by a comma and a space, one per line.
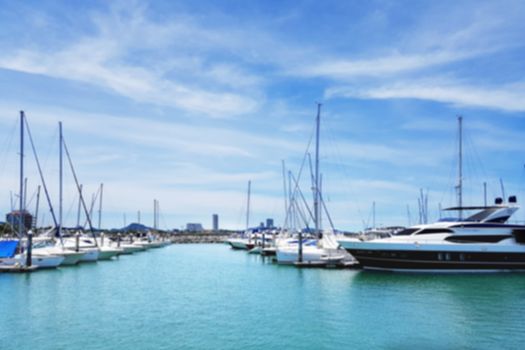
0, 240, 19, 258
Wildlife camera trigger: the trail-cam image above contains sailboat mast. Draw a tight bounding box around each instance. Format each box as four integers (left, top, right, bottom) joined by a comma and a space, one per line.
98, 183, 103, 230
76, 184, 83, 227
23, 178, 28, 213
19, 111, 24, 238
59, 121, 63, 238
282, 160, 288, 220
246, 181, 251, 230
314, 103, 321, 237
34, 185, 41, 230
458, 115, 463, 219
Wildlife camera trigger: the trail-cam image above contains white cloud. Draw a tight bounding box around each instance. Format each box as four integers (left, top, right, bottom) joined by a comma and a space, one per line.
326, 80, 525, 112
0, 4, 261, 118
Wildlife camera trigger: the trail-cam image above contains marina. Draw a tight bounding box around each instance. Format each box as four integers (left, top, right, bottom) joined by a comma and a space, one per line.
1, 1, 525, 349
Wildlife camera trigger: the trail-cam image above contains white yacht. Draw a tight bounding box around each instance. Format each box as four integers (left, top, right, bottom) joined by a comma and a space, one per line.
276, 231, 350, 265
63, 236, 100, 262
1, 240, 64, 269
338, 197, 525, 272
32, 239, 85, 265
227, 237, 255, 250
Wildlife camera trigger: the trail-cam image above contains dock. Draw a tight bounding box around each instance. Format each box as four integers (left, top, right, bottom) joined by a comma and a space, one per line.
0, 265, 38, 273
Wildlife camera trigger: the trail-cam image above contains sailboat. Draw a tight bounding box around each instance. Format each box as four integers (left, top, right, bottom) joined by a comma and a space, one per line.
227, 181, 256, 250
6, 111, 64, 269
276, 104, 353, 266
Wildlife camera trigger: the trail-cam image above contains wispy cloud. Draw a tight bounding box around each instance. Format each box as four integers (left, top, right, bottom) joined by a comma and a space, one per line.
0, 3, 262, 117
326, 80, 525, 112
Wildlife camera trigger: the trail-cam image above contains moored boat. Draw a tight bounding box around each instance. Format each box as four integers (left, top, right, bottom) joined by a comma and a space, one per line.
338, 199, 525, 272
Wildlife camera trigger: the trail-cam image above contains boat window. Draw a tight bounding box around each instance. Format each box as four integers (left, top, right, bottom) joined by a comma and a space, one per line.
395, 228, 420, 236
416, 229, 454, 235
445, 235, 511, 243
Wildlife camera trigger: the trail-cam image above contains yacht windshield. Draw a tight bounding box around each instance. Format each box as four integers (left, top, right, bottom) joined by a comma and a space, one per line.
395, 228, 419, 236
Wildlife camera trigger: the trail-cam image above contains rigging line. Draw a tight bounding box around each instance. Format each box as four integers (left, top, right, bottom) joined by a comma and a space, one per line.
0, 117, 18, 178
290, 172, 315, 224
319, 192, 335, 232
41, 127, 59, 175
279, 113, 317, 229
64, 193, 78, 228
440, 118, 460, 207
62, 136, 98, 246
324, 115, 368, 228
24, 118, 59, 231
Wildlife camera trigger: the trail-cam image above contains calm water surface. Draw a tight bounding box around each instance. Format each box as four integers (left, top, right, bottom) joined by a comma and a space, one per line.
1, 244, 524, 349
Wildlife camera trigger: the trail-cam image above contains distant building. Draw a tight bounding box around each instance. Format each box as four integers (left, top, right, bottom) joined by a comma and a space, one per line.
186, 223, 204, 232
6, 210, 33, 234
266, 218, 274, 228
212, 214, 219, 232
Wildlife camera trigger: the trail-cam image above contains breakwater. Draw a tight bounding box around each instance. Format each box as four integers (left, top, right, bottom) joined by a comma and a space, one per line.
169, 233, 229, 244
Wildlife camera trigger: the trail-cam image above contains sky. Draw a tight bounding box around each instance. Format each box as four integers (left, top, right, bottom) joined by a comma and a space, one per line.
1, 0, 525, 231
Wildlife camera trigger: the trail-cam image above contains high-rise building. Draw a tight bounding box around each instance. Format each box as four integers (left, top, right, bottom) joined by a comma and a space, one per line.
212, 214, 219, 231
266, 218, 274, 228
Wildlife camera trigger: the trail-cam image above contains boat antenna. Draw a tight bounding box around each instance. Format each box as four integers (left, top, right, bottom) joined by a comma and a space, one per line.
483, 181, 487, 207
372, 201, 376, 229
499, 178, 506, 201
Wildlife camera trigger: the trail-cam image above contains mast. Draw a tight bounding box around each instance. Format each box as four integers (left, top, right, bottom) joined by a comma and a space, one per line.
76, 184, 83, 227
98, 183, 103, 230
458, 115, 463, 219
59, 121, 63, 238
34, 185, 41, 230
19, 111, 24, 238
246, 181, 251, 230
282, 160, 288, 222
314, 103, 321, 238
23, 178, 28, 214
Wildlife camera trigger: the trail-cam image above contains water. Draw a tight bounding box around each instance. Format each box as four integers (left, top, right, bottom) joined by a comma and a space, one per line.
1, 244, 524, 350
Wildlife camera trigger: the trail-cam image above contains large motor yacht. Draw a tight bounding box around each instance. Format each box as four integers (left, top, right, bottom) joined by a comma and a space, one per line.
337, 197, 525, 272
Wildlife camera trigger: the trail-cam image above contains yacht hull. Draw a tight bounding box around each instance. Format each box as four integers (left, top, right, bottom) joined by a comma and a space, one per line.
26, 255, 65, 268
341, 239, 525, 271
97, 249, 119, 260
227, 239, 254, 250
347, 249, 525, 271
79, 249, 99, 262
60, 251, 85, 265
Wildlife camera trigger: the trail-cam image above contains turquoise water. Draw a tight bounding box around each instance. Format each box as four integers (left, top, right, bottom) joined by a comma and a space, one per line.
1, 244, 524, 350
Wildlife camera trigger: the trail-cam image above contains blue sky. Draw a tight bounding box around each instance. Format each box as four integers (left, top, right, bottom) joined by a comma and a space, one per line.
1, 0, 525, 230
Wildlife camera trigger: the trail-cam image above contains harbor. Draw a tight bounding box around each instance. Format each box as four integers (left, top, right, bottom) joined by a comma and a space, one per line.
2, 1, 525, 349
